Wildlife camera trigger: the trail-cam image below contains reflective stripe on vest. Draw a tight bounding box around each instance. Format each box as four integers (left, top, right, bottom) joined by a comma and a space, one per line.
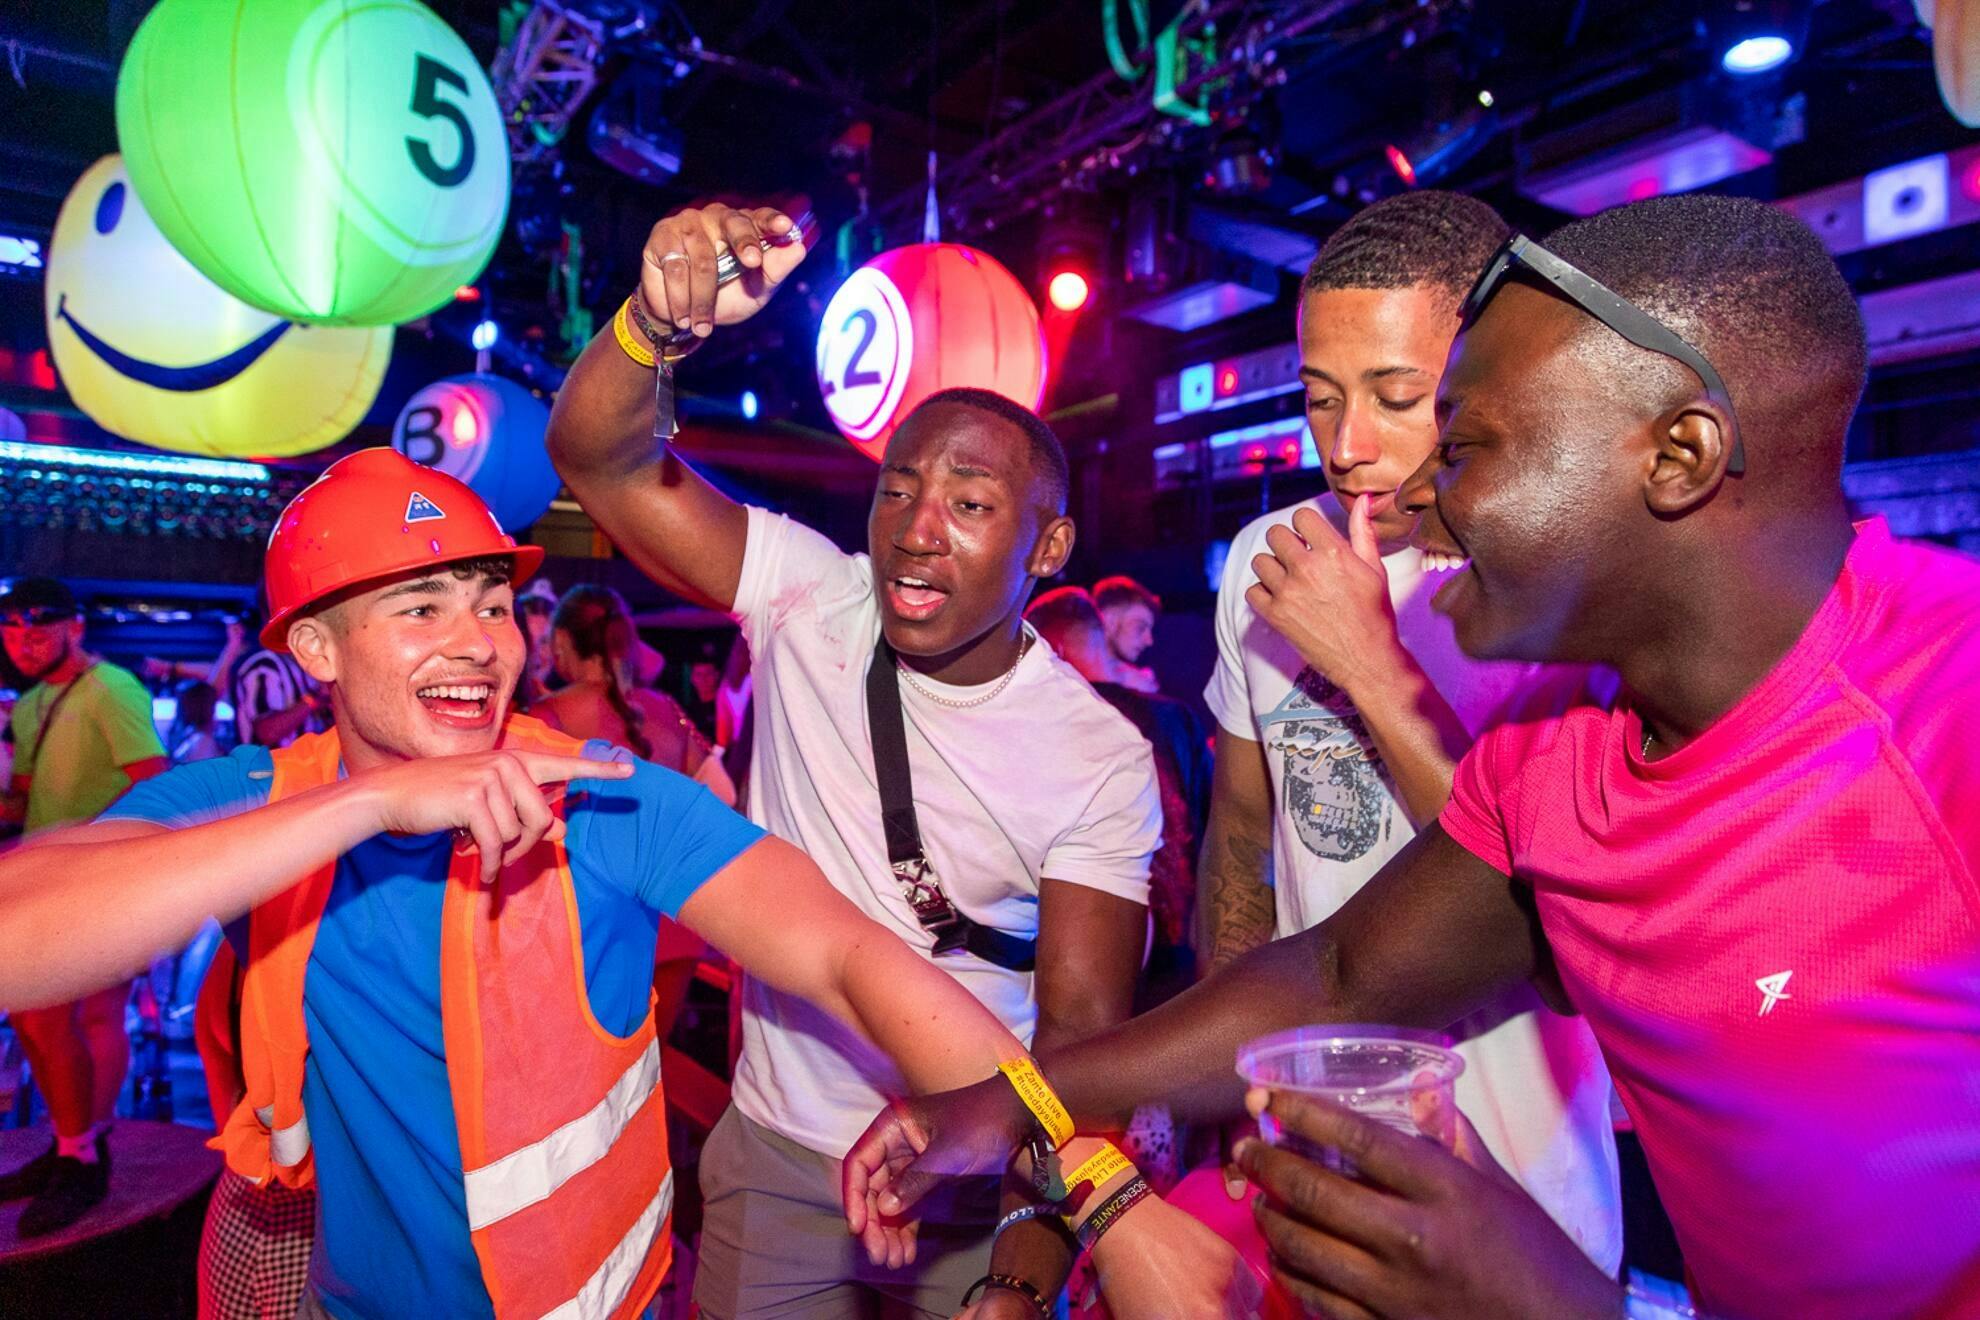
239, 716, 676, 1318
540, 1171, 675, 1320
464, 1038, 661, 1232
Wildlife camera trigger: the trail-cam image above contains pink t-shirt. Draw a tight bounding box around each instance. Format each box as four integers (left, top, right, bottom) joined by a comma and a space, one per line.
1441, 519, 1980, 1320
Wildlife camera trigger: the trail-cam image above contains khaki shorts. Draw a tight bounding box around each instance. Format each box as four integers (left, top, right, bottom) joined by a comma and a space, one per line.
694, 1107, 1001, 1319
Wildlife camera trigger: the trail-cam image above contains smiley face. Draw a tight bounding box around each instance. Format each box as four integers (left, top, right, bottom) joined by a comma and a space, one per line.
43, 155, 391, 458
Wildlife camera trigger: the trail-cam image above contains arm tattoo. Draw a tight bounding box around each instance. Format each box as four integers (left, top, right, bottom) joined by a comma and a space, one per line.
1198, 810, 1276, 976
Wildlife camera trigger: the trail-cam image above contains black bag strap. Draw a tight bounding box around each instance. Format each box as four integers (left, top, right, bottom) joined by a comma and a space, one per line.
27, 663, 98, 781
866, 635, 1035, 973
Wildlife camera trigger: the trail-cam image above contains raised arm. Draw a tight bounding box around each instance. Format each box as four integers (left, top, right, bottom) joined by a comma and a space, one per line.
0, 751, 632, 1009
546, 203, 807, 609
843, 823, 1550, 1219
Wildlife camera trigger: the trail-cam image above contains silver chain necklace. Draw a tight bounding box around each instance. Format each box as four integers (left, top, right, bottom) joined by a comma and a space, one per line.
897, 636, 1030, 709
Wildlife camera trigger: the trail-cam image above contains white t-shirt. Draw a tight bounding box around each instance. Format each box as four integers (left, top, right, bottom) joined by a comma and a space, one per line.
1205, 495, 1624, 1273
731, 507, 1162, 1155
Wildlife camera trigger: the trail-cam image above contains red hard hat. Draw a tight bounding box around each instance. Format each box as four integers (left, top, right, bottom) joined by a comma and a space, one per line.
260, 448, 546, 651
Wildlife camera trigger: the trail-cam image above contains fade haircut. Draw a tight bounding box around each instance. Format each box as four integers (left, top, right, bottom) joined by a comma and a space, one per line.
1302, 191, 1511, 303
903, 387, 1070, 516
1542, 194, 1868, 474
1092, 575, 1160, 616
1024, 585, 1106, 651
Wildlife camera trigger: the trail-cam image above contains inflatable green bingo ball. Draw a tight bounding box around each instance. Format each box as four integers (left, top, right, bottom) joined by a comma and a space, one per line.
116, 0, 510, 327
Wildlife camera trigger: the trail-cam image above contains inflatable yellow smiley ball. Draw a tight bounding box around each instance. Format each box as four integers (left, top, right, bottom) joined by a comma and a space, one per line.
44, 156, 392, 458
115, 0, 509, 327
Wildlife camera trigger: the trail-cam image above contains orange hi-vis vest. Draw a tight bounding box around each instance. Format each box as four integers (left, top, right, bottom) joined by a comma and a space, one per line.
215, 716, 675, 1320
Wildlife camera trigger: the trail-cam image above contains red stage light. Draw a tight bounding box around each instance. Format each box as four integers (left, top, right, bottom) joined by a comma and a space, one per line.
1046, 270, 1091, 312
454, 285, 482, 302
1962, 156, 1980, 205
1216, 365, 1240, 396
1385, 144, 1417, 187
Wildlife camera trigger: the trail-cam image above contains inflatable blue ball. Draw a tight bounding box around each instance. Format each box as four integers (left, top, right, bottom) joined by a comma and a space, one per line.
390, 374, 559, 533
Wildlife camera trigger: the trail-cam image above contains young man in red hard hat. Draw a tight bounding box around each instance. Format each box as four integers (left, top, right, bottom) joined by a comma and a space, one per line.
0, 448, 1036, 1320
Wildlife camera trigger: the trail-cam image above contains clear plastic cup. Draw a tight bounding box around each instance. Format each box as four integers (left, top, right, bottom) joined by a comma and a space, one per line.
1235, 1026, 1465, 1176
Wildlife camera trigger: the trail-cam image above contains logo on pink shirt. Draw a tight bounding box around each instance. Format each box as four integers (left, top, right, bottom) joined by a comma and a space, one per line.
1755, 970, 1793, 1016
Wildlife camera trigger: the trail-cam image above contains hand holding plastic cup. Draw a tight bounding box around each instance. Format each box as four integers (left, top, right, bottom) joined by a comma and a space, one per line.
1235, 1026, 1466, 1178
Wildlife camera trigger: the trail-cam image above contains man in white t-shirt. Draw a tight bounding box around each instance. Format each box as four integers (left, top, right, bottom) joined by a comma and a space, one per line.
1200, 191, 1622, 1271
549, 202, 1165, 1317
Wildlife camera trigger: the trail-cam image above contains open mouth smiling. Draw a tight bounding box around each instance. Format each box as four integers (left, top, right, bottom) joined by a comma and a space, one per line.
416, 680, 496, 728
55, 292, 292, 392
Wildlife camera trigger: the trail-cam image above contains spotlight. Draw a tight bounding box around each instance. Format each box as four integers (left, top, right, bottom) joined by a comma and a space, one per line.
453, 285, 482, 302
1047, 270, 1092, 313
1036, 205, 1105, 317
1710, 2, 1806, 77
741, 389, 760, 421
1721, 35, 1793, 74
471, 319, 499, 351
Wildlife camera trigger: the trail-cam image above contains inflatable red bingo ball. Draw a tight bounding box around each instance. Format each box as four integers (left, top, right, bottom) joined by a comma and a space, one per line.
814, 243, 1047, 461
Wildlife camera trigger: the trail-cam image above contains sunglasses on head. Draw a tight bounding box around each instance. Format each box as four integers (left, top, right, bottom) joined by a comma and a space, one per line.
1459, 234, 1747, 477
0, 608, 78, 629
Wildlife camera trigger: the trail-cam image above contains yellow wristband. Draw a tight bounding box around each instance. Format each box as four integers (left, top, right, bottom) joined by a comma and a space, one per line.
612, 299, 657, 368
998, 1058, 1074, 1149
1064, 1141, 1134, 1198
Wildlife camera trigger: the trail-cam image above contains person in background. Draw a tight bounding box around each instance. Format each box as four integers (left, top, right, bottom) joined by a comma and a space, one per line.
167, 679, 227, 764
230, 620, 328, 749
536, 584, 736, 807
514, 584, 557, 711
1025, 584, 1209, 992
144, 616, 248, 698
535, 583, 737, 1059
0, 575, 169, 1235
714, 633, 755, 806
680, 644, 723, 743
1092, 576, 1161, 694
1197, 190, 1622, 1264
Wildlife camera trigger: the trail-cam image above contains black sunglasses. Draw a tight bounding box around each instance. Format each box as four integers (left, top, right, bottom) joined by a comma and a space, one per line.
1460, 234, 1746, 477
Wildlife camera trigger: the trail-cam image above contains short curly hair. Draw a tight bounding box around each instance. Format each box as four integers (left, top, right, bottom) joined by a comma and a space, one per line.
1302, 190, 1510, 303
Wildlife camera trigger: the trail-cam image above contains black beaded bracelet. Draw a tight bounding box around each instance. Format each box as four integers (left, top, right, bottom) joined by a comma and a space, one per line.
960, 1272, 1053, 1317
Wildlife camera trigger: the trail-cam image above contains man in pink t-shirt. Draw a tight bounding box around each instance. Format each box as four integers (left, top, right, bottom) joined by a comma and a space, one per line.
1436, 511, 1980, 1317
841, 193, 1979, 1319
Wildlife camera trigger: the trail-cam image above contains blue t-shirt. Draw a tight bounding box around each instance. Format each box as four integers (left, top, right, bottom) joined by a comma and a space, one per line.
107, 742, 764, 1320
